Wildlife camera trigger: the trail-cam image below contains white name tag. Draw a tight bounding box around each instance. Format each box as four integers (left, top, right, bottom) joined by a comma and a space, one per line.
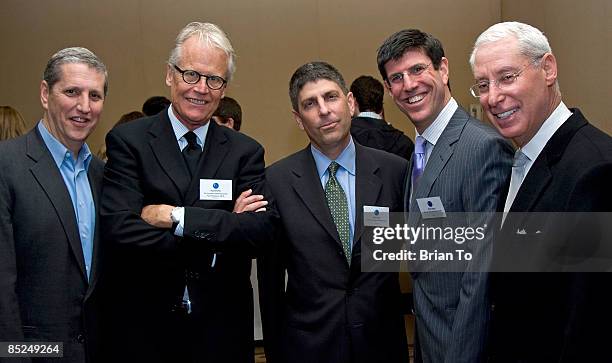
200, 179, 232, 200
363, 205, 390, 227
416, 197, 447, 219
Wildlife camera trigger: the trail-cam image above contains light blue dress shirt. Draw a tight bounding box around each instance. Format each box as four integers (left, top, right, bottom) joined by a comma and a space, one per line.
311, 137, 356, 249
38, 121, 95, 280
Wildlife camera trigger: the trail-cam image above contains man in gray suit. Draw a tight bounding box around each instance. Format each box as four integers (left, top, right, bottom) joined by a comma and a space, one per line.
0, 47, 107, 362
377, 29, 513, 362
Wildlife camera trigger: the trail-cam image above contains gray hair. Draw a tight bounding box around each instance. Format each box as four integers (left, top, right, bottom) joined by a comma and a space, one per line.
43, 47, 108, 96
469, 21, 552, 69
168, 22, 236, 82
289, 61, 348, 111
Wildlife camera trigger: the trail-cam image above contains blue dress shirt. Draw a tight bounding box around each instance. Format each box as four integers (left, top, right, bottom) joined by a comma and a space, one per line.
38, 121, 95, 280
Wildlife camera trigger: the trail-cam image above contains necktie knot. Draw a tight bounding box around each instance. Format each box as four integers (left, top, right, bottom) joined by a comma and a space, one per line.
513, 150, 529, 168
328, 161, 340, 177
184, 131, 199, 150
415, 136, 427, 155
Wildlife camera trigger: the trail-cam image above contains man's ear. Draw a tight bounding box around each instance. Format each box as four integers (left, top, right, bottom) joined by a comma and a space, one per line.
347, 92, 356, 117
292, 110, 305, 130
40, 80, 50, 111
438, 57, 450, 86
541, 53, 558, 86
165, 64, 173, 87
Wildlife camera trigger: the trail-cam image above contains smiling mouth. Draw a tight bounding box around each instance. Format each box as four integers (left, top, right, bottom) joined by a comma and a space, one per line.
70, 116, 89, 123
407, 94, 425, 104
494, 108, 518, 119
187, 98, 207, 105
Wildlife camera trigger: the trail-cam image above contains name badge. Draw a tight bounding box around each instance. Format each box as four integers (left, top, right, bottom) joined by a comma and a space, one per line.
200, 179, 232, 200
363, 205, 390, 227
416, 197, 446, 219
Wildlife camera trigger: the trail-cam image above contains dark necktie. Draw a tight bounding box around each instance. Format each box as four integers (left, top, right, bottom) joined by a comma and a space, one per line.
324, 161, 351, 265
182, 131, 201, 177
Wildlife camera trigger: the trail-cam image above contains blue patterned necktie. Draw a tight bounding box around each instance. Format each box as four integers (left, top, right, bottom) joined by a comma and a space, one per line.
412, 135, 427, 188
325, 161, 351, 265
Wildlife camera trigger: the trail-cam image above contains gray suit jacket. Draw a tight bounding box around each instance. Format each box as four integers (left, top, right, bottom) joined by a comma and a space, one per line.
406, 107, 512, 363
0, 127, 104, 363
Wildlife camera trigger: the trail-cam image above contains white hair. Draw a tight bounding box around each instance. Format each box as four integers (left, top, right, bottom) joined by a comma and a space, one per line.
168, 22, 236, 82
469, 21, 552, 70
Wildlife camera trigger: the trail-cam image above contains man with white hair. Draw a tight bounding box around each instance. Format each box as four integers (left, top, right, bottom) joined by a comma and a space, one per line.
101, 22, 276, 363
470, 21, 612, 361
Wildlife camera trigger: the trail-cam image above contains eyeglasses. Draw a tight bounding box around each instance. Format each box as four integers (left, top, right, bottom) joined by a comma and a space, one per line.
469, 56, 543, 98
387, 63, 432, 87
173, 64, 227, 90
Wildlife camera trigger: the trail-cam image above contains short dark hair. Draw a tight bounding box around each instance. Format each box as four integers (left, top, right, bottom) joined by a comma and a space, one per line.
377, 29, 446, 82
142, 96, 171, 116
213, 97, 242, 131
289, 61, 348, 111
350, 75, 384, 114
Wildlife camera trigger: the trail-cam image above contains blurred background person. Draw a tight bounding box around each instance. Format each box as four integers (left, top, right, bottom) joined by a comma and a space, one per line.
0, 105, 27, 141
97, 110, 145, 161
349, 76, 413, 160
141, 95, 171, 116
212, 96, 242, 131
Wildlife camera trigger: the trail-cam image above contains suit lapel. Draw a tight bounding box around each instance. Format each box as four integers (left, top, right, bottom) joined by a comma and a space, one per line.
148, 112, 191, 200
409, 107, 468, 216
86, 159, 103, 295
26, 130, 88, 281
290, 147, 341, 246
354, 144, 383, 244
185, 121, 230, 206
509, 109, 587, 214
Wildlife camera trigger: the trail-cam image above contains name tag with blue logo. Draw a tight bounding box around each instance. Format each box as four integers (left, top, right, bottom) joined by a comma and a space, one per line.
363, 205, 389, 227
416, 197, 446, 219
200, 179, 232, 200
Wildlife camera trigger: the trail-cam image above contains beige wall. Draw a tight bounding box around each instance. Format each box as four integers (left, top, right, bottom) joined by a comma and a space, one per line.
0, 0, 608, 164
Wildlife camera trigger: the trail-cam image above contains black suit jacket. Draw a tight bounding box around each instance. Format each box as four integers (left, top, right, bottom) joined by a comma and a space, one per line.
0, 128, 104, 363
350, 116, 414, 160
259, 142, 409, 363
490, 109, 612, 362
100, 110, 276, 363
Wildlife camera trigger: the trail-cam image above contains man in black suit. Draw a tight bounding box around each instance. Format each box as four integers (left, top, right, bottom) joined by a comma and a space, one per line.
100, 22, 275, 363
470, 21, 612, 362
0, 47, 107, 362
349, 75, 414, 160
258, 61, 409, 363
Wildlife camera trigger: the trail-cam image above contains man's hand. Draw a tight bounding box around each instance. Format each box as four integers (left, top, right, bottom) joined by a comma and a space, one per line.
141, 204, 175, 228
234, 189, 268, 213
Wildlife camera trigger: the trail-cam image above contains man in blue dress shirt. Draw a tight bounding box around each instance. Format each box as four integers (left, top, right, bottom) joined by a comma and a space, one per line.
0, 47, 107, 363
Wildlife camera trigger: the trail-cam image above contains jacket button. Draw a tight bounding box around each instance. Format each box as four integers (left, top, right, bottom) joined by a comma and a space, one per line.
76, 333, 86, 343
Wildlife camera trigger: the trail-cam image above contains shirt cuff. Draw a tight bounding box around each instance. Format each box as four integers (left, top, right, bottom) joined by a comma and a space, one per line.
173, 207, 185, 237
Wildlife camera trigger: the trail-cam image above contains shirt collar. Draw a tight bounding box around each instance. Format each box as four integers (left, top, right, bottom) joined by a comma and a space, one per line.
417, 97, 458, 146
311, 136, 356, 178
167, 104, 210, 148
520, 101, 572, 162
37, 121, 92, 169
357, 111, 383, 120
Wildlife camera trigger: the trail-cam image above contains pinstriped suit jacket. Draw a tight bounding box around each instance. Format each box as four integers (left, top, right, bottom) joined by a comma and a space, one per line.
406, 107, 512, 363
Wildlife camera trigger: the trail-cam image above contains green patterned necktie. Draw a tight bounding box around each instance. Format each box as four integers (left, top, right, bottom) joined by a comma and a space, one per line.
325, 161, 351, 265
